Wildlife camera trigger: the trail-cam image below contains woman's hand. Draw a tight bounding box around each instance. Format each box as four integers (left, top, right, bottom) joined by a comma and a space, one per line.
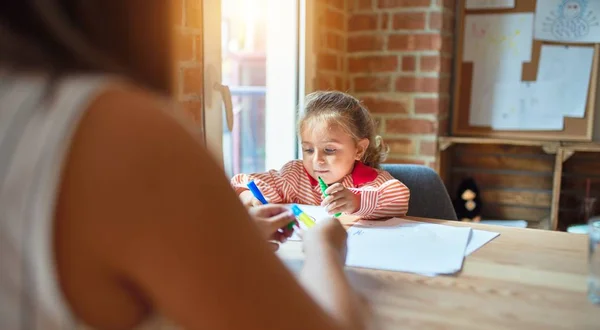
248, 204, 296, 249
321, 183, 361, 215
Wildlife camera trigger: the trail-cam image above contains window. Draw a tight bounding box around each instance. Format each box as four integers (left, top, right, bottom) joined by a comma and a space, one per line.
204, 0, 309, 177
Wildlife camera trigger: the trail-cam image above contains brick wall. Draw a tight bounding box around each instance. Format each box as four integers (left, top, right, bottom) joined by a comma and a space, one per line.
174, 0, 204, 129
314, 0, 455, 170
314, 0, 348, 91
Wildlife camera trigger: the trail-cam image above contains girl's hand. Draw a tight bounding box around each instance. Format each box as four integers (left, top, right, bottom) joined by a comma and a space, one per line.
248, 204, 297, 248
240, 190, 263, 208
320, 183, 361, 215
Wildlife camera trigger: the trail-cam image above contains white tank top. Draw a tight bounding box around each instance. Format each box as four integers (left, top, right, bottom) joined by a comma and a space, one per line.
0, 74, 174, 330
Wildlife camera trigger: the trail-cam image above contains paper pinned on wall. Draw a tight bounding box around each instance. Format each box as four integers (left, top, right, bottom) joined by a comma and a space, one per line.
534, 0, 600, 43
463, 13, 535, 126
466, 0, 515, 9
490, 81, 565, 130
537, 45, 594, 118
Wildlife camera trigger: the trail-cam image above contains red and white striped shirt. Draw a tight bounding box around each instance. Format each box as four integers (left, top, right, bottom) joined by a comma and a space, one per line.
231, 160, 410, 219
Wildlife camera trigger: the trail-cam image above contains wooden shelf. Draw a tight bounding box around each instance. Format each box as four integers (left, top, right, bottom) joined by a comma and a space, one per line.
438, 136, 561, 154
437, 137, 600, 231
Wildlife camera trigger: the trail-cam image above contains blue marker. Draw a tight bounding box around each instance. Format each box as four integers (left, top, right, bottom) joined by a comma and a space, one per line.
247, 180, 269, 205
247, 180, 294, 230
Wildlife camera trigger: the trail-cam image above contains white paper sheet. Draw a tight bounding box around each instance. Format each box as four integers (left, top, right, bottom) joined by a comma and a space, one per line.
490, 81, 565, 130
465, 229, 500, 255
345, 218, 472, 275
537, 45, 594, 118
535, 0, 600, 43
466, 0, 515, 9
463, 13, 534, 126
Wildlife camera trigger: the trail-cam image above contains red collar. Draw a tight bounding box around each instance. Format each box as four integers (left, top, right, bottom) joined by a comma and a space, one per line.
304, 161, 378, 188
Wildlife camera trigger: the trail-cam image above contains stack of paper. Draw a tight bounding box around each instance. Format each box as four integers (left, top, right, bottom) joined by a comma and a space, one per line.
285, 205, 500, 275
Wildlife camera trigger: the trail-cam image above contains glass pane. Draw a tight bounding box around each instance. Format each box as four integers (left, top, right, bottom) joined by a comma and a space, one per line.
221, 0, 298, 178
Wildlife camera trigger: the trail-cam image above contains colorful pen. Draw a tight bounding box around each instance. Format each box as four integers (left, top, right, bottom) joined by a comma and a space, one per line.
318, 177, 341, 217
291, 204, 316, 228
247, 180, 295, 230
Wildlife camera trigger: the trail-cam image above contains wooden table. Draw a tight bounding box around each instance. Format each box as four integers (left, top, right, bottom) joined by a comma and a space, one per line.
276, 217, 600, 330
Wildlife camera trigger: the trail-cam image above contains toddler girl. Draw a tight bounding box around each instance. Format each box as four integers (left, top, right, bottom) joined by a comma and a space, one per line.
231, 91, 410, 219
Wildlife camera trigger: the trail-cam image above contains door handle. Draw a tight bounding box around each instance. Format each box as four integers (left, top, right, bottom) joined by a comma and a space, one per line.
214, 83, 233, 132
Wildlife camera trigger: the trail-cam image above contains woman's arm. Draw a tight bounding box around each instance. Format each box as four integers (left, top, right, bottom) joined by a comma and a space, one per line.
54, 85, 366, 330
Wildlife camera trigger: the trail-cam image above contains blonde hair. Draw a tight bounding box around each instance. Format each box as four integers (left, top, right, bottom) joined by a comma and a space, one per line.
299, 91, 389, 169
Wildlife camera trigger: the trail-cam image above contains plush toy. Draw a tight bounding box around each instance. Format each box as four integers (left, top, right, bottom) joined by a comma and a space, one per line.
453, 177, 482, 222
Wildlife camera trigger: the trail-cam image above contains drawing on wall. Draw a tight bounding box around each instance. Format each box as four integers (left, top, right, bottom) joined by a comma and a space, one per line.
466, 0, 515, 10
463, 13, 534, 126
535, 0, 600, 43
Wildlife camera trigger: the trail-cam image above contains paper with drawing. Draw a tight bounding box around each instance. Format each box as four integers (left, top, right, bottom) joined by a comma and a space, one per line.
463, 13, 534, 126
466, 0, 515, 9
535, 0, 600, 43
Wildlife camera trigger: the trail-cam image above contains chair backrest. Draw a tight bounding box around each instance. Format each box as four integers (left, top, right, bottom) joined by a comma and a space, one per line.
381, 164, 457, 220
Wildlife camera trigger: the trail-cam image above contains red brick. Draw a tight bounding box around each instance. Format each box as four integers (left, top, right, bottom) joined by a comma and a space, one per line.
353, 76, 391, 92
362, 97, 410, 114
381, 13, 390, 30
393, 12, 426, 30
442, 35, 454, 53
438, 118, 449, 135
316, 75, 336, 90
348, 55, 398, 73
182, 67, 203, 94
327, 0, 345, 10
175, 32, 194, 62
180, 100, 203, 125
439, 97, 450, 116
324, 32, 345, 52
429, 12, 442, 30
415, 97, 439, 114
443, 12, 455, 32
386, 139, 415, 155
324, 8, 345, 31
386, 118, 436, 134
378, 0, 431, 8
349, 13, 378, 31
348, 35, 385, 52
401, 55, 417, 72
194, 34, 203, 62
395, 76, 440, 93
317, 53, 339, 71
441, 56, 453, 74
443, 0, 455, 9
389, 34, 442, 51
420, 55, 440, 72
439, 77, 451, 93
419, 140, 437, 156
335, 76, 346, 90
357, 0, 373, 10
185, 0, 202, 28
384, 157, 427, 165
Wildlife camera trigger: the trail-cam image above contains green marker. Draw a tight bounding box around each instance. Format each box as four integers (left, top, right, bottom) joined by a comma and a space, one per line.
318, 177, 341, 217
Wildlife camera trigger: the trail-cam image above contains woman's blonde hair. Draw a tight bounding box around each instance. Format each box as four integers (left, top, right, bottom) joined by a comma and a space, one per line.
298, 91, 389, 169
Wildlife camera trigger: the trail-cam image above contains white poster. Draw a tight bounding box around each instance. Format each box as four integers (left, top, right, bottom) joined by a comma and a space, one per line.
466, 0, 515, 10
537, 45, 594, 118
490, 81, 565, 130
534, 0, 600, 43
463, 13, 535, 126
